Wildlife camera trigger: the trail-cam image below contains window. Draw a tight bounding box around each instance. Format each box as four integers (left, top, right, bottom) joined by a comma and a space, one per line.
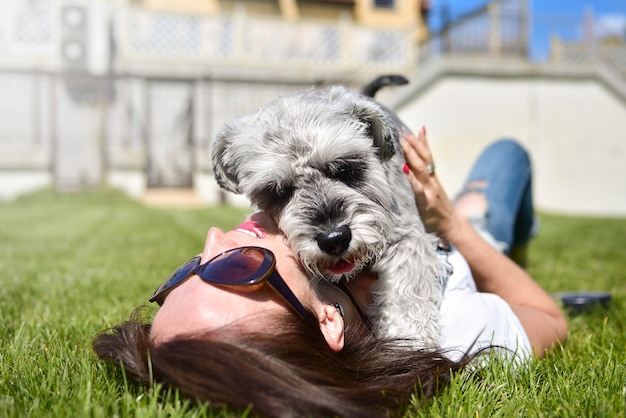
374, 0, 394, 9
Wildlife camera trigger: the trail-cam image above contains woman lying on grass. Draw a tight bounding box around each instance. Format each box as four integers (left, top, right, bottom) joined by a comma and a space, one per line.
94, 129, 567, 418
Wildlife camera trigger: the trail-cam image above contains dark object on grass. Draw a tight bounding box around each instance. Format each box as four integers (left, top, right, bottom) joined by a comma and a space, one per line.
556, 291, 611, 315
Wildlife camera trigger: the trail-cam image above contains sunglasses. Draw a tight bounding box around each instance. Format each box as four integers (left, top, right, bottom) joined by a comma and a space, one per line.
149, 246, 317, 325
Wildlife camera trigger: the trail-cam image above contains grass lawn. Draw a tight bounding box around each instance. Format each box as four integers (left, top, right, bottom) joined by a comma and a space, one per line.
1, 189, 625, 417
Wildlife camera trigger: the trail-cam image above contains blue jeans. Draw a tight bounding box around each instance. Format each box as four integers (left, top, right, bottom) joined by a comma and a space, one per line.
455, 139, 536, 255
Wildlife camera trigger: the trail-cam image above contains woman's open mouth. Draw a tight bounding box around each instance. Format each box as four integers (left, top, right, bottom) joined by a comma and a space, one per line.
328, 259, 356, 275
235, 221, 266, 239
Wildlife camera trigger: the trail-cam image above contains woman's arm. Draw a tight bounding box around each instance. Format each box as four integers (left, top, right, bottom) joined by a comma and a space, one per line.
400, 127, 568, 357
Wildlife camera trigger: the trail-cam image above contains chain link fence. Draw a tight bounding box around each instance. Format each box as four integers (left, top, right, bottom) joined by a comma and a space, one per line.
420, 0, 625, 79
420, 0, 529, 62
117, 5, 413, 75
534, 11, 626, 77
0, 0, 415, 78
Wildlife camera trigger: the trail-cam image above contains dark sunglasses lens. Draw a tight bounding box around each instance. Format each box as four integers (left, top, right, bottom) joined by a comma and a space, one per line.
198, 247, 271, 285
151, 256, 200, 301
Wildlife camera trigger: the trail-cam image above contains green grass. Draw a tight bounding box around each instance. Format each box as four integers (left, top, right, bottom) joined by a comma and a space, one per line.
1, 189, 625, 417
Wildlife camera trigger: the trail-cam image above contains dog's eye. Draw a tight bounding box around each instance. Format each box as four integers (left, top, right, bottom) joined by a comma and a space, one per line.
274, 184, 294, 202
326, 161, 364, 186
252, 182, 294, 212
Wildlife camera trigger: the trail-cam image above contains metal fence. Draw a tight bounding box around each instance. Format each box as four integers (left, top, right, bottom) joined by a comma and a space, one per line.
419, 0, 529, 63
116, 5, 413, 76
419, 0, 625, 79
0, 0, 415, 77
535, 11, 626, 77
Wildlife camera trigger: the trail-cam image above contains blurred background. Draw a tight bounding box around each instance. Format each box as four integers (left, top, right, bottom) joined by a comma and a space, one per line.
0, 0, 624, 215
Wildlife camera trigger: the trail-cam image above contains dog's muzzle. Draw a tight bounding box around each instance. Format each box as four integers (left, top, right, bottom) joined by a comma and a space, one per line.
316, 225, 352, 256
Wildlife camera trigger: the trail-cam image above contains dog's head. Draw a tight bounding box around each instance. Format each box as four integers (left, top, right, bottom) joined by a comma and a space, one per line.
212, 86, 402, 280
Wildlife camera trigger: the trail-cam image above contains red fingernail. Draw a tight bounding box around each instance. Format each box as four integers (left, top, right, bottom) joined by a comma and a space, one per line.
422, 126, 427, 136
402, 163, 410, 175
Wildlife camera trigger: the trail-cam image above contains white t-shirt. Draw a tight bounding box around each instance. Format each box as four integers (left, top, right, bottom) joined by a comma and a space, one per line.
439, 249, 532, 362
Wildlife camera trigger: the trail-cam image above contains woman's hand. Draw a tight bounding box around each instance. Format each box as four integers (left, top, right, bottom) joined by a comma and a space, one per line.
401, 127, 567, 356
400, 127, 459, 239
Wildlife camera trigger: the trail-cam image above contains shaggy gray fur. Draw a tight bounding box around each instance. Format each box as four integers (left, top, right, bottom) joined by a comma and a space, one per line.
212, 85, 446, 348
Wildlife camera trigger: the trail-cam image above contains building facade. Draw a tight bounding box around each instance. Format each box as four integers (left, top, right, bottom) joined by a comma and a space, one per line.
2, 0, 625, 215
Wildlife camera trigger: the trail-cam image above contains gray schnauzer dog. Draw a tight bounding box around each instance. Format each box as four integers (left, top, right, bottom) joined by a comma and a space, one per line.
212, 78, 447, 348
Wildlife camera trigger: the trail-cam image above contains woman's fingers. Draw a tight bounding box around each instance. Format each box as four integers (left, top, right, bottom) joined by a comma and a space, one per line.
415, 126, 434, 165
403, 162, 424, 195
400, 128, 430, 209
400, 126, 457, 235
401, 127, 435, 182
400, 129, 421, 171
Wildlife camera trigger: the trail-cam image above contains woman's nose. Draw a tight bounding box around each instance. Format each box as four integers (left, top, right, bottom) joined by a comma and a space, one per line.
202, 227, 238, 261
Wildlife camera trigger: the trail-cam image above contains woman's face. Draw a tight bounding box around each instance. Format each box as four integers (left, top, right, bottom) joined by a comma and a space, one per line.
150, 212, 347, 351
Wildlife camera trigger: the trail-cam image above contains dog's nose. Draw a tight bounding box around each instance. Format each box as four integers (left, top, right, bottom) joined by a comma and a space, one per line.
316, 225, 352, 256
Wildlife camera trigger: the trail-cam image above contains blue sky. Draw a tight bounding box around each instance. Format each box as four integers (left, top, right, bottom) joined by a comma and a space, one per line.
428, 1, 626, 60
429, 0, 626, 20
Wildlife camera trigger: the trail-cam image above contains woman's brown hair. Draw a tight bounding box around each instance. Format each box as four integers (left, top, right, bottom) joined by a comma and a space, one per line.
94, 308, 472, 418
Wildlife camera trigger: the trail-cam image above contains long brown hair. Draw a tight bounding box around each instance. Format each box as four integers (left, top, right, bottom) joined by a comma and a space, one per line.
94, 308, 472, 417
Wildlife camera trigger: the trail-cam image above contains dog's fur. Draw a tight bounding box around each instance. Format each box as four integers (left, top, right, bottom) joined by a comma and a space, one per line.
212, 80, 446, 348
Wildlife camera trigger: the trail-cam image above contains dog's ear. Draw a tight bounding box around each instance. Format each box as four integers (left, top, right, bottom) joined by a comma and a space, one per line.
336, 87, 397, 161
362, 108, 397, 162
211, 126, 243, 194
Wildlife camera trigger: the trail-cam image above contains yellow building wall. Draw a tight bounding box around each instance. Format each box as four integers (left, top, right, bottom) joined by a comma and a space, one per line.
355, 0, 419, 28
297, 2, 354, 21
138, 0, 427, 37
218, 0, 281, 15
142, 0, 221, 14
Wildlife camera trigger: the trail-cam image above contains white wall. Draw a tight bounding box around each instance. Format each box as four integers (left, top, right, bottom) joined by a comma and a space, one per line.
386, 60, 626, 216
